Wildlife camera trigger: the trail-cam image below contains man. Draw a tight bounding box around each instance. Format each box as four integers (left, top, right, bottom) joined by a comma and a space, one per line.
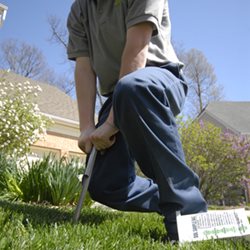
67, 0, 207, 241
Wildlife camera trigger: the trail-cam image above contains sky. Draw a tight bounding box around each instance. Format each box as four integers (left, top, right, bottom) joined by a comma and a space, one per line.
0, 0, 250, 101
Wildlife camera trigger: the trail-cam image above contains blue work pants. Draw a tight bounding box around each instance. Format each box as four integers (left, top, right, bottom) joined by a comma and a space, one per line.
88, 63, 207, 228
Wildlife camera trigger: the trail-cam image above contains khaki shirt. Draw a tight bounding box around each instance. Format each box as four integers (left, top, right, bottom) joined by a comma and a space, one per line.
67, 0, 181, 95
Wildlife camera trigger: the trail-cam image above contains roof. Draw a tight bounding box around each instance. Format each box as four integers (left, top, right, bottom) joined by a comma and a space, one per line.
199, 101, 250, 135
1, 70, 79, 122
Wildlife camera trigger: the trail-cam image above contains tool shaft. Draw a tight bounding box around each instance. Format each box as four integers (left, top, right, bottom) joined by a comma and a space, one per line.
73, 148, 97, 223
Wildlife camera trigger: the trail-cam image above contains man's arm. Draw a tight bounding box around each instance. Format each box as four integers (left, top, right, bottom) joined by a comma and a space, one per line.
106, 22, 153, 125
75, 57, 96, 153
119, 22, 153, 78
91, 22, 153, 151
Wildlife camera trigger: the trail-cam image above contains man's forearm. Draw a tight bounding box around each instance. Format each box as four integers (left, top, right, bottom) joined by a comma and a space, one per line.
106, 47, 148, 126
75, 57, 96, 132
107, 22, 153, 126
106, 43, 148, 126
119, 22, 153, 78
119, 43, 149, 79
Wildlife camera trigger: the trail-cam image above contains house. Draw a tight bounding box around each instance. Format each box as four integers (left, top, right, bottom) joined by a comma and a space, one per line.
0, 3, 8, 27
198, 101, 250, 136
198, 101, 250, 203
1, 70, 85, 160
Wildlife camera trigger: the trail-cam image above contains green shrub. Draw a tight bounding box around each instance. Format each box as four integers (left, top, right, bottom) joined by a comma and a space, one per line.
20, 155, 53, 203
0, 73, 51, 158
20, 155, 87, 206
0, 153, 92, 206
0, 153, 23, 200
180, 120, 250, 205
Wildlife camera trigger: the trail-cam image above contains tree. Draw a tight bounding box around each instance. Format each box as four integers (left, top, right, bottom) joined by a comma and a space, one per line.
180, 120, 250, 205
176, 48, 223, 117
0, 39, 74, 95
0, 71, 51, 158
0, 39, 47, 79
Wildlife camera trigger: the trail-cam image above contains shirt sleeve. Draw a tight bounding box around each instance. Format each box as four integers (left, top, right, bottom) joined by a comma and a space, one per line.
67, 0, 89, 60
126, 0, 165, 36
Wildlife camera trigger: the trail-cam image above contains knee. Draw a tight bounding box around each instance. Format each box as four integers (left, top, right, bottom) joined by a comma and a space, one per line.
113, 73, 145, 102
88, 180, 105, 203
88, 179, 114, 205
88, 181, 127, 211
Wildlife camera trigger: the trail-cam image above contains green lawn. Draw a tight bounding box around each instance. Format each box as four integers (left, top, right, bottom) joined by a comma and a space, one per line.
0, 200, 249, 250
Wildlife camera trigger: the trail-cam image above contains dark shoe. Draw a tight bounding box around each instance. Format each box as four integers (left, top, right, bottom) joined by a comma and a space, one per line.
164, 217, 179, 243
163, 233, 179, 245
166, 232, 179, 241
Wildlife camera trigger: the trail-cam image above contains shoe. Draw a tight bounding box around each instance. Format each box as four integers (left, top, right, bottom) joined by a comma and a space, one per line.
164, 217, 179, 243
163, 233, 179, 245
166, 232, 179, 241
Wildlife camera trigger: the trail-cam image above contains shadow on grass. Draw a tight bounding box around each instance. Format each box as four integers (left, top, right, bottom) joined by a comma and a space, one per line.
0, 199, 122, 227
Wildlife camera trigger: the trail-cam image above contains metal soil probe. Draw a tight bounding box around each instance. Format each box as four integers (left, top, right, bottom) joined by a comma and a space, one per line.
73, 148, 97, 223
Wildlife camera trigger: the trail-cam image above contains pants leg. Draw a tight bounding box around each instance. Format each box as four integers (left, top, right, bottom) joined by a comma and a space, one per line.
112, 65, 207, 221
88, 97, 161, 213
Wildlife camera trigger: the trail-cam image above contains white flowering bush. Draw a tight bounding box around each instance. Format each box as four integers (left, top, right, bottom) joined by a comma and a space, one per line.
0, 75, 51, 158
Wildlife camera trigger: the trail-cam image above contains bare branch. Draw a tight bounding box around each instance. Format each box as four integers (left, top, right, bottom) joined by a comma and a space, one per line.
177, 48, 224, 117
0, 39, 46, 79
47, 15, 68, 49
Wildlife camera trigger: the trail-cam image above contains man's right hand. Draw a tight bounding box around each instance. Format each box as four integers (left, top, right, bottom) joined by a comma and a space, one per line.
78, 127, 95, 154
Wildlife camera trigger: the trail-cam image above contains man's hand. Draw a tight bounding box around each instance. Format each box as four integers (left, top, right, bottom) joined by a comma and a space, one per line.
78, 127, 95, 154
90, 121, 119, 151
78, 121, 119, 153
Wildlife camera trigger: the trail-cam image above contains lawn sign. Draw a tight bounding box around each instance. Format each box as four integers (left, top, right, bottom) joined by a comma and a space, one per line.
177, 208, 250, 243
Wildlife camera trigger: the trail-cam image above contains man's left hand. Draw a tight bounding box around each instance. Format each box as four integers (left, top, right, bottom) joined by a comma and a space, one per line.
90, 121, 119, 151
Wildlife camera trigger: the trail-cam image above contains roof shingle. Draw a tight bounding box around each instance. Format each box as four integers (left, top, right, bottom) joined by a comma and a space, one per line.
1, 70, 79, 122
199, 101, 250, 135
